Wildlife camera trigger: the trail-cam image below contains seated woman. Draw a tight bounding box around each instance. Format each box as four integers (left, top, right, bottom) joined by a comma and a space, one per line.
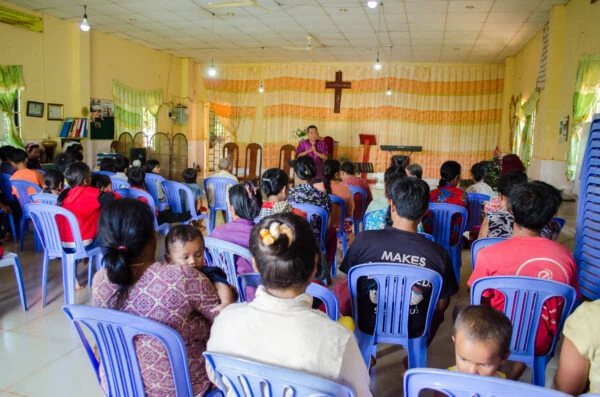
423, 160, 468, 245
466, 161, 495, 196
92, 198, 226, 397
339, 161, 373, 209
26, 143, 42, 170
259, 167, 306, 219
210, 181, 262, 274
206, 213, 372, 397
478, 171, 527, 239
313, 159, 354, 262
555, 299, 600, 395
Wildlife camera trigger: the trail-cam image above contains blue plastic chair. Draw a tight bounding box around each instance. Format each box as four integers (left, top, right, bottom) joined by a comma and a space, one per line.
348, 263, 442, 369
0, 252, 27, 311
161, 180, 207, 226
236, 273, 339, 321
203, 177, 235, 235
144, 172, 167, 211
550, 217, 566, 241
110, 176, 130, 189
92, 170, 115, 176
30, 192, 58, 205
428, 203, 468, 283
289, 202, 328, 256
115, 188, 170, 236
471, 276, 577, 386
470, 237, 506, 270
419, 232, 435, 242
403, 368, 572, 397
63, 304, 195, 397
329, 194, 348, 277
11, 179, 42, 251
0, 173, 15, 201
204, 237, 252, 300
26, 204, 103, 306
466, 193, 490, 231
346, 185, 367, 234
204, 352, 356, 397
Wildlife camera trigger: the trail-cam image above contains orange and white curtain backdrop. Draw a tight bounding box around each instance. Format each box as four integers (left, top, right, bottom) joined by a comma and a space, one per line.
204, 63, 503, 178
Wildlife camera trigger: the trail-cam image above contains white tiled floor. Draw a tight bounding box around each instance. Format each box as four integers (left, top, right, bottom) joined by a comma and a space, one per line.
0, 192, 576, 396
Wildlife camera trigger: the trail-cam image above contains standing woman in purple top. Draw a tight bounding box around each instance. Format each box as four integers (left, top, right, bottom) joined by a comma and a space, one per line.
210, 181, 262, 274
295, 125, 329, 181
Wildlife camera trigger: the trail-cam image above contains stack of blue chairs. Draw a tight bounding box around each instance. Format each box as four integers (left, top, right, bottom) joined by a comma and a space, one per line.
574, 114, 600, 300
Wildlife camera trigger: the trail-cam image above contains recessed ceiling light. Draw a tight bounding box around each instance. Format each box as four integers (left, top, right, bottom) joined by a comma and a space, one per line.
465, 5, 475, 9
367, 0, 378, 9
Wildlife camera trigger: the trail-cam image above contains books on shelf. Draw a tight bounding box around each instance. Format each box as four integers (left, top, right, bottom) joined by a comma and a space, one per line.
59, 118, 88, 138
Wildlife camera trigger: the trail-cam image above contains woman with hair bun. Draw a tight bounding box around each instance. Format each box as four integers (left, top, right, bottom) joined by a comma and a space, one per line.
210, 181, 262, 274
424, 160, 468, 245
92, 198, 224, 397
207, 212, 372, 397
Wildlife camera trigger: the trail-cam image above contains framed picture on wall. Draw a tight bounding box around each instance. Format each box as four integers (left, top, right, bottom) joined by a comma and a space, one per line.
47, 103, 64, 120
26, 101, 44, 117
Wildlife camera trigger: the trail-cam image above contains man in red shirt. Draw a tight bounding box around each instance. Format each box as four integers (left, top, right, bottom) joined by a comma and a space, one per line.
468, 180, 579, 379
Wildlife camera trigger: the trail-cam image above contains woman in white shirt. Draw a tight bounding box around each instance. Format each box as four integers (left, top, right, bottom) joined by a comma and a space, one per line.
206, 212, 372, 397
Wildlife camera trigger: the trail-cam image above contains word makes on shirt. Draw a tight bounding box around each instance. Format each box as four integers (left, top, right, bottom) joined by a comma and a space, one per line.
380, 251, 426, 267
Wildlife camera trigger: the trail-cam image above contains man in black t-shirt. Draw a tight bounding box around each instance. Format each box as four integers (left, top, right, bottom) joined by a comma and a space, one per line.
338, 177, 458, 339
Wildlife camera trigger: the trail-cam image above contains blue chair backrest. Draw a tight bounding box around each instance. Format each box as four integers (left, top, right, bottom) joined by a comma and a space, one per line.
470, 237, 506, 269
204, 352, 356, 397
403, 368, 572, 397
204, 237, 252, 293
471, 276, 576, 372
25, 203, 87, 259
346, 185, 367, 222
115, 188, 164, 231
110, 177, 130, 189
348, 263, 442, 367
144, 173, 165, 206
63, 304, 194, 397
92, 170, 115, 176
30, 192, 58, 205
550, 217, 566, 241
419, 232, 435, 242
203, 176, 235, 211
236, 273, 339, 321
328, 194, 346, 228
466, 193, 489, 230
289, 203, 328, 252
0, 173, 15, 201
427, 203, 468, 250
11, 179, 41, 208
162, 180, 200, 218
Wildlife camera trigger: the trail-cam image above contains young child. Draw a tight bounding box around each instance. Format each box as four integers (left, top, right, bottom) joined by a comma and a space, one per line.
9, 148, 44, 193
206, 213, 372, 397
42, 169, 64, 195
182, 168, 203, 213
451, 305, 512, 377
165, 225, 235, 312
99, 157, 116, 173
114, 156, 129, 180
91, 174, 113, 192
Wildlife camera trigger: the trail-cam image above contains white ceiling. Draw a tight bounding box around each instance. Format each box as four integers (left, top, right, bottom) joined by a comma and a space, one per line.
5, 0, 568, 64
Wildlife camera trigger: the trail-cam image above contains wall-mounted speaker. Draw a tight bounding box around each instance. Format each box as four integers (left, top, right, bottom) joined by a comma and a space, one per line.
130, 148, 147, 166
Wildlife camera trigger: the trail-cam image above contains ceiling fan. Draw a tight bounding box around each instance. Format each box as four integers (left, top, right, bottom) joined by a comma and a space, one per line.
284, 35, 318, 51
208, 0, 270, 12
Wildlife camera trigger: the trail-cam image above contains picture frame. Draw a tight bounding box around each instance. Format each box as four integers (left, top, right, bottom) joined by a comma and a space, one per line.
47, 103, 64, 121
26, 101, 44, 117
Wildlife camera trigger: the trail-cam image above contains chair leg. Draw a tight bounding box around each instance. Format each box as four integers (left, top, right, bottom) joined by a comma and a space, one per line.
532, 357, 546, 387
406, 337, 427, 369
7, 213, 16, 243
19, 216, 26, 251
11, 255, 27, 311
62, 256, 76, 305
41, 254, 49, 306
87, 256, 94, 288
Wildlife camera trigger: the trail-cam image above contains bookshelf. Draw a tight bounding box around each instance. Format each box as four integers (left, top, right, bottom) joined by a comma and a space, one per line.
59, 117, 88, 139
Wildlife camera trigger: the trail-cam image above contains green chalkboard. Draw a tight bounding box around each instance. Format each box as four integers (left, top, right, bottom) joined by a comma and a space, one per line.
91, 116, 115, 140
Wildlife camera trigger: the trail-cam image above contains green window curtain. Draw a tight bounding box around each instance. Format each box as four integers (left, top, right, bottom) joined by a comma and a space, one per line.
566, 55, 600, 181
513, 89, 539, 169
112, 80, 163, 139
0, 65, 25, 148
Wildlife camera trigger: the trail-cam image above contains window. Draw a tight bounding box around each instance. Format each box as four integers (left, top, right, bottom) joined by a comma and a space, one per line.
0, 91, 21, 144
208, 107, 229, 171
141, 107, 156, 146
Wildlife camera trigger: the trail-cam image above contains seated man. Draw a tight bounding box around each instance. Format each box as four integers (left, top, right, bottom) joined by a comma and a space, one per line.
468, 180, 579, 379
336, 177, 458, 341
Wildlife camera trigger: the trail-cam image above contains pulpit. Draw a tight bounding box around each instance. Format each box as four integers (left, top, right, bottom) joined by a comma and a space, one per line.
358, 134, 377, 181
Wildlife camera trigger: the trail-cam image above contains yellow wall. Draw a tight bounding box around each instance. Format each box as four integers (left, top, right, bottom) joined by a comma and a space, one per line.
503, 0, 600, 163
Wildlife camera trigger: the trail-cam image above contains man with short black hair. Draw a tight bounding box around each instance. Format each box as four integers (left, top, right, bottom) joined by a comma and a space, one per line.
337, 177, 458, 341
468, 180, 579, 379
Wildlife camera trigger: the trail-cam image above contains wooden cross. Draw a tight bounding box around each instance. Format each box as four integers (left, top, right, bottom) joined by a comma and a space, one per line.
325, 71, 351, 113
